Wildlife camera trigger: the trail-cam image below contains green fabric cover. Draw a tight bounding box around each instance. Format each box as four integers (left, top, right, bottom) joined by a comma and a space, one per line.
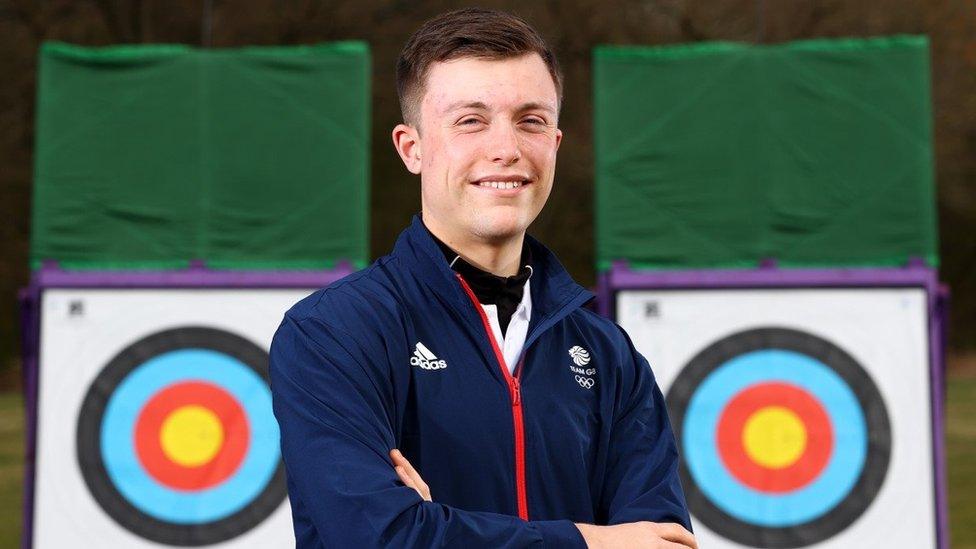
31, 41, 370, 270
594, 36, 937, 271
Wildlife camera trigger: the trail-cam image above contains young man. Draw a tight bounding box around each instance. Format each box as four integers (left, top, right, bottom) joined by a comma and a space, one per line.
270, 8, 696, 548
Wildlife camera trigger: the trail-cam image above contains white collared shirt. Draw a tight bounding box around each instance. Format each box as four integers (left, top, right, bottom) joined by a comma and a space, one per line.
480, 278, 532, 375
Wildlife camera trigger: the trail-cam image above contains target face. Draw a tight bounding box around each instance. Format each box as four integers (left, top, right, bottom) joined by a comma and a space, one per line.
76, 326, 286, 546
34, 288, 310, 548
615, 288, 937, 549
666, 327, 891, 547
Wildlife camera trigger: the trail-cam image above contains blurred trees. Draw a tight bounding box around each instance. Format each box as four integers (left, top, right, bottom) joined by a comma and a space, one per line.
1, 0, 973, 383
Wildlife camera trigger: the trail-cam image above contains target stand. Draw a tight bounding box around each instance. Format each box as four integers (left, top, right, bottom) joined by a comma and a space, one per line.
598, 260, 948, 549
20, 263, 352, 548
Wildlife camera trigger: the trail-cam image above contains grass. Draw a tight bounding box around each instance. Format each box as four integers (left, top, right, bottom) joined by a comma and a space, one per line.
948, 360, 976, 548
0, 360, 973, 547
0, 392, 23, 548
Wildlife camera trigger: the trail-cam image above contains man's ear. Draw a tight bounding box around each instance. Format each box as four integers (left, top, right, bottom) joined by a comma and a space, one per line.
392, 124, 422, 175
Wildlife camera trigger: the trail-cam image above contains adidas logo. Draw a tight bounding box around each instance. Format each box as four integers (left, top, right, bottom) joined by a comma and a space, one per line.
410, 342, 447, 370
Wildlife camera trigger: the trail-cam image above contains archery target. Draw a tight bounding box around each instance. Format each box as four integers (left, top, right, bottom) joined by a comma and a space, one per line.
34, 289, 314, 548
616, 288, 936, 549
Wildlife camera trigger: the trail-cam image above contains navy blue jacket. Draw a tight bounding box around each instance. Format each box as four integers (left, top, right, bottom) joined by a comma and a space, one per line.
269, 216, 690, 548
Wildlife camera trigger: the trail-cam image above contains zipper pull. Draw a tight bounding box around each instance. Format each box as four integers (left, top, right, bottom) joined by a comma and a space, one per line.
512, 377, 521, 405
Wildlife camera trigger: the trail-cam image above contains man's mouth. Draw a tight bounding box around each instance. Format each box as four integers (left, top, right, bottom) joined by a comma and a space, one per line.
477, 180, 526, 189
471, 175, 532, 190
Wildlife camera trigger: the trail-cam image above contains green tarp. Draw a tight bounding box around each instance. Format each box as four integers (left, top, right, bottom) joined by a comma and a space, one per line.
594, 35, 937, 271
31, 41, 370, 270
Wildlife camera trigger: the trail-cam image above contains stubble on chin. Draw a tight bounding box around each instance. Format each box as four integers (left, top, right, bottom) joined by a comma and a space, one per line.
466, 207, 533, 243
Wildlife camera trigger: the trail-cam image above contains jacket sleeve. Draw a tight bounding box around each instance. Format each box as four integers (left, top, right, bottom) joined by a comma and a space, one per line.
269, 309, 585, 548
598, 326, 692, 530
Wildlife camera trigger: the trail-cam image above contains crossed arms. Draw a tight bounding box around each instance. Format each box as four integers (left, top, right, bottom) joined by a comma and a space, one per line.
270, 305, 697, 548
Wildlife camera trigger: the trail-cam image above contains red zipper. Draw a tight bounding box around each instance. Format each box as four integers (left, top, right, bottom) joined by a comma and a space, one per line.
455, 273, 529, 520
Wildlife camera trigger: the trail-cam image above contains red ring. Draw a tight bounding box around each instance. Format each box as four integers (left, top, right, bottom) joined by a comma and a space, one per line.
716, 382, 833, 493
134, 381, 249, 491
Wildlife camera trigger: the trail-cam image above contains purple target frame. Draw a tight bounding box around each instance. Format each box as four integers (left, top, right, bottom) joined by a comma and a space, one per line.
596, 258, 950, 549
17, 260, 356, 549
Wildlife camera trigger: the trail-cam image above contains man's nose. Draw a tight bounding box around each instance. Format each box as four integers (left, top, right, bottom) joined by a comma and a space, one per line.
488, 123, 522, 165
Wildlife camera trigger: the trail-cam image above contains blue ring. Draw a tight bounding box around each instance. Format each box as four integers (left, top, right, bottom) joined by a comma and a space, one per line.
100, 349, 280, 524
683, 349, 867, 527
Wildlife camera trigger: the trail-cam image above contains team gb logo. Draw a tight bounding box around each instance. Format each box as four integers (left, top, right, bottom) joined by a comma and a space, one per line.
568, 346, 596, 389
568, 346, 590, 366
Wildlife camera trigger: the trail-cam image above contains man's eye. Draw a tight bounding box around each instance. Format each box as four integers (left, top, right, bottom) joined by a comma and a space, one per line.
459, 118, 481, 125
520, 118, 548, 129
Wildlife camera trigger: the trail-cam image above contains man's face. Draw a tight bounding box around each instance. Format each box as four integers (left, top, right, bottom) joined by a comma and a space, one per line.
397, 53, 562, 244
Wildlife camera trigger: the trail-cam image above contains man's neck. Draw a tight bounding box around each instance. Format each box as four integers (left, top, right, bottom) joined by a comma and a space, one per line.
423, 217, 524, 277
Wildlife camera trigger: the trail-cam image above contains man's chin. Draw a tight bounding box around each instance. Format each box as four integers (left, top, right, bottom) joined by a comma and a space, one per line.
469, 215, 532, 242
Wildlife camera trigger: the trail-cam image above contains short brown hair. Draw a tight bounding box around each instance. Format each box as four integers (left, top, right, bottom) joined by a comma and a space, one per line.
396, 8, 563, 126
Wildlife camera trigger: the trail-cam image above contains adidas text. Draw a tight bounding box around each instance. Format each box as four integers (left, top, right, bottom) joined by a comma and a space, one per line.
411, 342, 447, 370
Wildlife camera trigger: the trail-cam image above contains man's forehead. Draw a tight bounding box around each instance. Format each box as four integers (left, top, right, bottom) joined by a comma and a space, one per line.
422, 54, 559, 114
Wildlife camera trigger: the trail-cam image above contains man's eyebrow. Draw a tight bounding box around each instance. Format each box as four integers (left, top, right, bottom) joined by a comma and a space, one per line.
441, 101, 558, 115
443, 101, 490, 114
515, 102, 557, 115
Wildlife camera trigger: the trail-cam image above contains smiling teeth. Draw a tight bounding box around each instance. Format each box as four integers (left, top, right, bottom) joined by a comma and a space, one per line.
479, 181, 523, 189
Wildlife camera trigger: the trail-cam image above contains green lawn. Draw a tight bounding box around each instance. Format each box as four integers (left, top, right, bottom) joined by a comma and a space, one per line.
948, 369, 976, 548
0, 368, 973, 546
0, 392, 23, 548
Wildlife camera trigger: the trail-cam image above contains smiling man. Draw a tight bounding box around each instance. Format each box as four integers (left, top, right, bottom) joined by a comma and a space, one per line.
270, 8, 694, 548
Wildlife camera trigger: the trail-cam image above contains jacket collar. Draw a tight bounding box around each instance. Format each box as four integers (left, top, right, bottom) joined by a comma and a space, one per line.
391, 214, 594, 338
426, 222, 533, 307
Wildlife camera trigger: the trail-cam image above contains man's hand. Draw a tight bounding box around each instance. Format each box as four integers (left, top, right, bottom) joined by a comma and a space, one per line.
575, 521, 697, 549
389, 450, 695, 549
390, 449, 432, 502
